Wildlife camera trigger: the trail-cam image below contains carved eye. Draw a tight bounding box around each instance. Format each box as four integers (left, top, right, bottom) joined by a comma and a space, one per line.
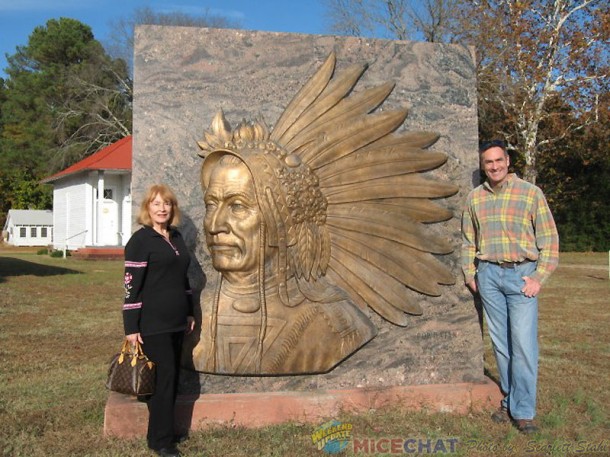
230, 201, 249, 214
205, 202, 217, 213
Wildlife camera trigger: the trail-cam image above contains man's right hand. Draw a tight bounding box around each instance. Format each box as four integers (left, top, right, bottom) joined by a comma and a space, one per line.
466, 280, 477, 294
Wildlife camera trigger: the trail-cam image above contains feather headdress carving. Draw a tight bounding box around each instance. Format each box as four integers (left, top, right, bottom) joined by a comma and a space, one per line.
198, 52, 458, 327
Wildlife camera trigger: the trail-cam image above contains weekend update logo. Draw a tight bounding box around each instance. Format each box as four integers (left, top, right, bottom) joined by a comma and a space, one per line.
311, 420, 353, 454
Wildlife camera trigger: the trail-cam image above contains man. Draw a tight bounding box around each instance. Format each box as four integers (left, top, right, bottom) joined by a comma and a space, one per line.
461, 140, 559, 434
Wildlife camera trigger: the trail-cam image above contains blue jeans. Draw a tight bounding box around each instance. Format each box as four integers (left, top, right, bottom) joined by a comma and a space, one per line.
476, 260, 538, 420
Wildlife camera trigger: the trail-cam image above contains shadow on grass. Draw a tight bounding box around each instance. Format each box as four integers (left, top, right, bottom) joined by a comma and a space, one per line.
0, 256, 81, 283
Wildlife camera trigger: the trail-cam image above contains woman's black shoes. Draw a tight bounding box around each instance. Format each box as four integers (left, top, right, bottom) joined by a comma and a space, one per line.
152, 446, 181, 457
173, 434, 188, 444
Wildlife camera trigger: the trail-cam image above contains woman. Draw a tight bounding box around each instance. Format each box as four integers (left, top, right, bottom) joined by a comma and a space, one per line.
123, 184, 195, 457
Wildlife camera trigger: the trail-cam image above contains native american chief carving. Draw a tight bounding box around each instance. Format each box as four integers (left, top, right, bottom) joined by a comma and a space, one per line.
192, 52, 458, 375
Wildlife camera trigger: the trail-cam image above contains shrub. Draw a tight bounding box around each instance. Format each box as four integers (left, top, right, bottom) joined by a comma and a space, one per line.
49, 249, 70, 257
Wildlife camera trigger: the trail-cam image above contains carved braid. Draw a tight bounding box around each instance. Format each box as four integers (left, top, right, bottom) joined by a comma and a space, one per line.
255, 220, 267, 373
208, 272, 223, 371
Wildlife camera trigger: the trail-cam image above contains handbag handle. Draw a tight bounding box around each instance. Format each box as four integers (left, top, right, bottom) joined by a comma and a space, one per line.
118, 339, 146, 364
118, 339, 154, 369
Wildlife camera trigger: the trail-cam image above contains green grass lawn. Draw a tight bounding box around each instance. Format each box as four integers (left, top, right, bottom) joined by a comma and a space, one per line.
0, 248, 608, 456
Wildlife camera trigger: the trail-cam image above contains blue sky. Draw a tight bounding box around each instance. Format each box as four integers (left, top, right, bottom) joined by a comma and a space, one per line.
0, 0, 329, 77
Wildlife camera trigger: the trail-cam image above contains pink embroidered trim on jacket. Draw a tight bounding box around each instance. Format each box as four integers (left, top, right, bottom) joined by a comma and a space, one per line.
125, 261, 148, 268
123, 302, 142, 310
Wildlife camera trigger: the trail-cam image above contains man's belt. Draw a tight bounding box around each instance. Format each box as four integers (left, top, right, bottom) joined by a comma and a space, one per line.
487, 259, 533, 269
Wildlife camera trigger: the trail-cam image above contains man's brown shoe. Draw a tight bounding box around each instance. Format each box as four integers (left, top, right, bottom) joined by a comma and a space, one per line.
515, 419, 538, 434
491, 406, 510, 423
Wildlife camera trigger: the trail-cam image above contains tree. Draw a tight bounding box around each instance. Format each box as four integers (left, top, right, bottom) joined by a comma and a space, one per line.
326, 0, 462, 42
0, 18, 132, 219
105, 6, 242, 74
1, 168, 52, 211
325, 0, 609, 185
457, 0, 609, 183
325, 0, 610, 250
536, 93, 610, 250
49, 47, 132, 169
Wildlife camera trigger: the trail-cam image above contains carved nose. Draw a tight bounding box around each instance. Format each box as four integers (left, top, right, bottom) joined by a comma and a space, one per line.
207, 207, 229, 234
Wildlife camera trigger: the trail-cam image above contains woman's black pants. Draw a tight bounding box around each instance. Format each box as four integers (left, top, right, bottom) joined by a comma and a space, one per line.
141, 331, 183, 450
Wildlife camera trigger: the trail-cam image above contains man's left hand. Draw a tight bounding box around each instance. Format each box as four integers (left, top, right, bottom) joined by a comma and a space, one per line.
522, 276, 541, 298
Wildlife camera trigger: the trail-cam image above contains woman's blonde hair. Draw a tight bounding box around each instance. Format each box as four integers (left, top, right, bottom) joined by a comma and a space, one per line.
137, 184, 181, 227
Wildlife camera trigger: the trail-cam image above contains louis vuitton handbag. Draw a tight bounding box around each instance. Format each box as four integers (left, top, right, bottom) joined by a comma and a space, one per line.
106, 339, 156, 396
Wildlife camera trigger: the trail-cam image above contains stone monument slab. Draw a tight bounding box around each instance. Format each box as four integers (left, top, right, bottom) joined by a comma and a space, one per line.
132, 26, 482, 394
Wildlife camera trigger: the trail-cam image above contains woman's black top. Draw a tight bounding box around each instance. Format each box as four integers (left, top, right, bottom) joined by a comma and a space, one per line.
123, 225, 193, 336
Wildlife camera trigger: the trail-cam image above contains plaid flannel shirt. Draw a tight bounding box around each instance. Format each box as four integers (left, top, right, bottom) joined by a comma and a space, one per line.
461, 174, 559, 285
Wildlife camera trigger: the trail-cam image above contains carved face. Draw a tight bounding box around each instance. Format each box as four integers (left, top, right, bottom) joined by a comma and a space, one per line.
204, 161, 262, 275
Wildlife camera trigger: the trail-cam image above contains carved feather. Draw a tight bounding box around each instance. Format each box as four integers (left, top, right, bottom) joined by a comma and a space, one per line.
330, 226, 455, 292
307, 110, 408, 169
325, 267, 370, 312
332, 231, 440, 297
331, 200, 452, 224
285, 82, 395, 152
276, 63, 367, 146
326, 262, 410, 326
319, 227, 331, 275
294, 223, 305, 278
411, 252, 456, 285
289, 248, 301, 280
317, 149, 448, 185
349, 199, 453, 223
270, 53, 335, 143
330, 245, 418, 325
310, 223, 322, 281
303, 223, 315, 280
327, 205, 453, 254
360, 131, 441, 151
324, 174, 459, 202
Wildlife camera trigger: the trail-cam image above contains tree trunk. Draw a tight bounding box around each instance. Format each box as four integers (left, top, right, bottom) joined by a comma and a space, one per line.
523, 147, 538, 185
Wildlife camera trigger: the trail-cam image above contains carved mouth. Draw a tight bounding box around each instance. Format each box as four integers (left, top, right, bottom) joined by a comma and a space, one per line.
210, 244, 239, 252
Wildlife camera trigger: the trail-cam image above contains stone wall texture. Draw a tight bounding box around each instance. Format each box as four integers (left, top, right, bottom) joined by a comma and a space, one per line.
133, 26, 483, 394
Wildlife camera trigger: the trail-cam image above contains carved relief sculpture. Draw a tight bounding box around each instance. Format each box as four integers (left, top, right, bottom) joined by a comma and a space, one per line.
192, 52, 458, 375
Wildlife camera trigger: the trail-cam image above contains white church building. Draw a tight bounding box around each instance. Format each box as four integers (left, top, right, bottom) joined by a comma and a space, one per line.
42, 136, 132, 251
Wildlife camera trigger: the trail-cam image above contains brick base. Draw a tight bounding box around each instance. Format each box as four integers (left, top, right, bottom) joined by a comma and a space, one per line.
104, 377, 502, 437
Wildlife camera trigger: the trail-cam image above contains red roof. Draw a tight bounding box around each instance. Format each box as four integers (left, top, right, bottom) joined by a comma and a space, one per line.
42, 136, 132, 183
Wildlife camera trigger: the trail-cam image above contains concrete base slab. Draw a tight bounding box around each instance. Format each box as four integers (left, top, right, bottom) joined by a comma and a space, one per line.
104, 377, 502, 437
